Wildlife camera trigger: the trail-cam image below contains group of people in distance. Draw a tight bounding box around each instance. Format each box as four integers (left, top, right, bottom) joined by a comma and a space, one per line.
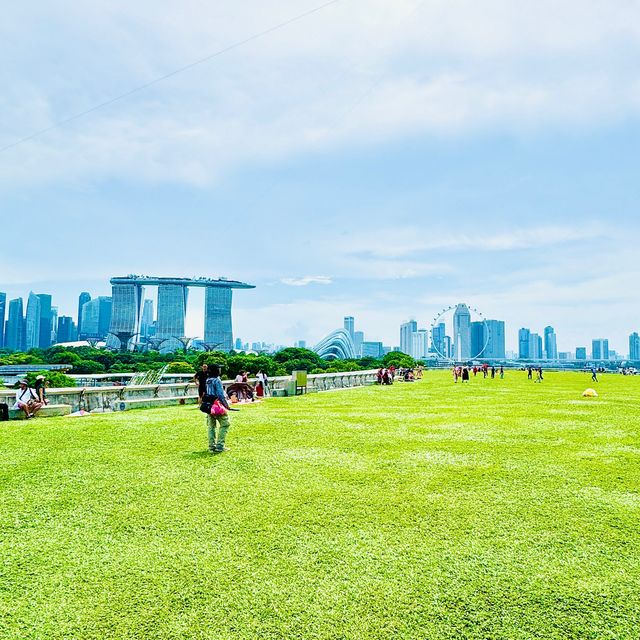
526, 366, 545, 383
12, 375, 48, 418
453, 364, 505, 383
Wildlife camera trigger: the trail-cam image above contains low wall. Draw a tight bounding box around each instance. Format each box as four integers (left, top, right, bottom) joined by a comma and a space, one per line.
0, 370, 378, 415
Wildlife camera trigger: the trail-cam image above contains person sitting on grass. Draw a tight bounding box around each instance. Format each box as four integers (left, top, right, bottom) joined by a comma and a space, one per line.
13, 379, 42, 419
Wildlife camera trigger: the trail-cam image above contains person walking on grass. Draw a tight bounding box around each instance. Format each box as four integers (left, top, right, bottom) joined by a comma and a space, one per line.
205, 364, 232, 454
591, 367, 598, 383
527, 366, 533, 380
499, 366, 504, 379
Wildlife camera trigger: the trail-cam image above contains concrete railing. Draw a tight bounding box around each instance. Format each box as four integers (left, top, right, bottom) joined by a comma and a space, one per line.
0, 370, 379, 415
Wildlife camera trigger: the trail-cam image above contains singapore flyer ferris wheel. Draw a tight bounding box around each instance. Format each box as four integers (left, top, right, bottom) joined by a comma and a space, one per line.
429, 303, 490, 363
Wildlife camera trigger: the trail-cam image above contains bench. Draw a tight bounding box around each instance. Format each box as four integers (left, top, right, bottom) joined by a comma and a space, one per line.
8, 404, 72, 420
114, 396, 199, 411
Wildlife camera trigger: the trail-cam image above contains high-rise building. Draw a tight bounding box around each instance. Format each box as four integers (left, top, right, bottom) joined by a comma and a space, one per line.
470, 321, 485, 358
108, 283, 145, 349
50, 306, 58, 345
575, 347, 587, 360
36, 293, 53, 349
204, 286, 233, 351
295, 340, 307, 349
400, 320, 417, 355
443, 335, 453, 359
431, 322, 446, 357
81, 297, 113, 339
25, 292, 41, 351
453, 304, 471, 359
0, 292, 6, 348
592, 339, 609, 361
528, 333, 542, 360
344, 317, 355, 341
411, 329, 429, 359
140, 299, 155, 340
5, 298, 25, 351
629, 333, 640, 361
77, 292, 91, 338
353, 331, 364, 357
157, 285, 188, 350
361, 341, 384, 358
544, 326, 558, 360
56, 317, 77, 343
485, 320, 506, 359
518, 328, 531, 359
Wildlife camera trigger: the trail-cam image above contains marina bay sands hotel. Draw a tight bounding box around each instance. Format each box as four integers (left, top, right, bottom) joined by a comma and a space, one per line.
108, 275, 255, 351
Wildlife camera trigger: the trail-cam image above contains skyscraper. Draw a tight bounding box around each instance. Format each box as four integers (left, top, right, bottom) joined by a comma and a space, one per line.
592, 339, 609, 361
5, 298, 24, 351
411, 329, 429, 359
108, 283, 145, 350
156, 285, 188, 350
56, 317, 77, 343
431, 322, 446, 357
25, 292, 41, 351
204, 286, 233, 351
37, 293, 53, 349
140, 299, 154, 339
400, 320, 417, 355
0, 292, 6, 348
518, 328, 531, 359
353, 331, 364, 357
629, 333, 640, 361
344, 316, 355, 341
544, 326, 558, 360
470, 321, 485, 358
453, 304, 471, 359
50, 306, 58, 345
575, 347, 587, 360
485, 320, 506, 359
528, 333, 542, 360
77, 292, 91, 338
81, 297, 113, 339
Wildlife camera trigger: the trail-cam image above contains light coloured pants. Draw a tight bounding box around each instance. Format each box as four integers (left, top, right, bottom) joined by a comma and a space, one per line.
207, 414, 231, 451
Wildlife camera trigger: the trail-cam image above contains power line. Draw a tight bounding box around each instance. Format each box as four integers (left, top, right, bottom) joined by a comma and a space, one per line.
0, 0, 342, 153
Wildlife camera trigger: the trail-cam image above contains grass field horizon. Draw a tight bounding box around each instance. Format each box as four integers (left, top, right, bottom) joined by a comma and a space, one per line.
1, 370, 639, 639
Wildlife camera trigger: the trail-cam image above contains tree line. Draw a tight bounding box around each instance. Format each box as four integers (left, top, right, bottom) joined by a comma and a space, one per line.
0, 346, 418, 387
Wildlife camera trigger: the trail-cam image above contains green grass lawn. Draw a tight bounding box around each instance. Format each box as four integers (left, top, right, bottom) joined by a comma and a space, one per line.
1, 370, 639, 639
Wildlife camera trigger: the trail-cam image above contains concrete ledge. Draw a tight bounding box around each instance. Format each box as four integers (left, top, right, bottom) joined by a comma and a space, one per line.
8, 404, 72, 420
115, 397, 199, 411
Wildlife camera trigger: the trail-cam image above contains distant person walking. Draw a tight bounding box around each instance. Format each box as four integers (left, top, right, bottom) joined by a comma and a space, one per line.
527, 367, 533, 380
491, 366, 496, 379
499, 366, 504, 379
205, 365, 232, 454
461, 366, 470, 383
535, 367, 543, 383
591, 367, 599, 383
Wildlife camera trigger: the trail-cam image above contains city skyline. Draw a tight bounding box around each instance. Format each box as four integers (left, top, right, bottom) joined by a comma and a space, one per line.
1, 281, 639, 360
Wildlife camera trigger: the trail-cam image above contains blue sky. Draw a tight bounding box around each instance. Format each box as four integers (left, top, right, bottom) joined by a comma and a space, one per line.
1, 0, 639, 353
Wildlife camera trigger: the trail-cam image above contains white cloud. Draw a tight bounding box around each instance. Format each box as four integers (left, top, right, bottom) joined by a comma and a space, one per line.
1, 1, 640, 186
281, 275, 333, 286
